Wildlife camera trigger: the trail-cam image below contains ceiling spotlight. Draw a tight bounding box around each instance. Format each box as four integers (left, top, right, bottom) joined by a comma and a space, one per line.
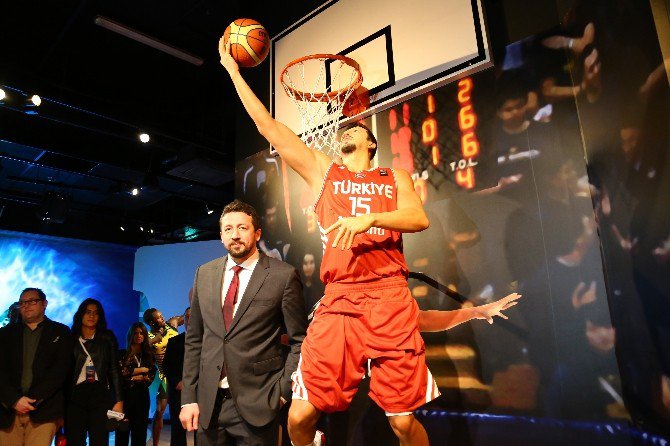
0, 88, 5, 101
120, 226, 125, 231
150, 228, 154, 234
205, 204, 214, 215
131, 187, 139, 196
139, 133, 150, 143
140, 226, 144, 232
29, 95, 41, 107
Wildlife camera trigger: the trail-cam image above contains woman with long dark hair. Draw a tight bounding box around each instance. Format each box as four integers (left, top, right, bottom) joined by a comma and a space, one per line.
115, 322, 156, 446
66, 298, 123, 446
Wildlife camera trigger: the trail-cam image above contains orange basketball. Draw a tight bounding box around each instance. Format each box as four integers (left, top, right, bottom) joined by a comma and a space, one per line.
223, 18, 270, 68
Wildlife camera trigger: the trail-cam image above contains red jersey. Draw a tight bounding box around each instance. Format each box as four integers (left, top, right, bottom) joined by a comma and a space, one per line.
313, 163, 409, 284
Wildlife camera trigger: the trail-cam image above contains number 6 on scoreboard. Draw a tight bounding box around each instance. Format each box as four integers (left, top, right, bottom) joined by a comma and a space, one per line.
349, 197, 371, 216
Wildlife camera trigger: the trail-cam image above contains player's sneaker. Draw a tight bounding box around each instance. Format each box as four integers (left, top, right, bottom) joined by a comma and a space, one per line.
314, 430, 326, 446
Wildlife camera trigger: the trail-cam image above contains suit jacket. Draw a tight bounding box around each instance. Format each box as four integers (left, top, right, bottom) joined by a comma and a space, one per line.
0, 318, 73, 428
163, 332, 184, 389
182, 252, 307, 428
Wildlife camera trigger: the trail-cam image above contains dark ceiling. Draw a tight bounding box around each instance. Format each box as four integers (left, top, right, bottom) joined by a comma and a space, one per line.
0, 0, 325, 246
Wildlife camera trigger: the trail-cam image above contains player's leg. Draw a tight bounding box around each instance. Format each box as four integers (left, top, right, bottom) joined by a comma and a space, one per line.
387, 414, 429, 446
152, 384, 168, 446
365, 282, 438, 446
287, 399, 321, 446
289, 292, 367, 445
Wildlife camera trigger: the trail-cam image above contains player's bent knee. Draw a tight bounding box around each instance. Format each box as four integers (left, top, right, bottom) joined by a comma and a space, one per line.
288, 401, 319, 432
388, 414, 415, 436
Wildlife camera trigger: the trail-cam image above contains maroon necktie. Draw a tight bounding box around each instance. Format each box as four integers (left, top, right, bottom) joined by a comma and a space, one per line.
223, 265, 243, 331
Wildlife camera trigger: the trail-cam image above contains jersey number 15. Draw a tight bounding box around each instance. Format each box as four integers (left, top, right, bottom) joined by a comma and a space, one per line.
349, 197, 371, 216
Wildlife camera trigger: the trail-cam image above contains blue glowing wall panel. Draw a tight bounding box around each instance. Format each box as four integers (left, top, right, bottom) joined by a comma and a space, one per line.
133, 239, 225, 331
0, 229, 138, 340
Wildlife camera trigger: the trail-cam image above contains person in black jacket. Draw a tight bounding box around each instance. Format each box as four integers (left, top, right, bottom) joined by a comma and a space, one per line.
116, 322, 156, 446
66, 298, 124, 446
163, 307, 191, 446
0, 288, 72, 446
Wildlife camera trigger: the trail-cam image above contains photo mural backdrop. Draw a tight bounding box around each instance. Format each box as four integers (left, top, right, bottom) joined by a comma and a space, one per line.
235, 0, 669, 441
0, 229, 138, 340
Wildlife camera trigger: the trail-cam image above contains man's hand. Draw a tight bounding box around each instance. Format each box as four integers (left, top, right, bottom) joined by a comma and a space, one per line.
219, 37, 239, 76
112, 401, 123, 414
472, 293, 522, 324
653, 240, 670, 264
325, 215, 375, 250
13, 396, 36, 414
572, 281, 597, 309
180, 404, 200, 432
498, 174, 523, 190
176, 381, 183, 391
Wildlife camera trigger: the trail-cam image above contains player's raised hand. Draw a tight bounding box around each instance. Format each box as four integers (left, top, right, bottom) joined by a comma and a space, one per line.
472, 293, 521, 324
218, 36, 239, 75
325, 215, 375, 250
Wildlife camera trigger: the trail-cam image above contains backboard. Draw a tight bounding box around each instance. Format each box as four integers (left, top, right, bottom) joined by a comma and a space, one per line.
271, 0, 491, 135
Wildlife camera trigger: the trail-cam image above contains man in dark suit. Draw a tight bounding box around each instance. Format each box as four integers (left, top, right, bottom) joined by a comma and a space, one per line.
0, 288, 73, 446
163, 306, 191, 446
180, 199, 307, 445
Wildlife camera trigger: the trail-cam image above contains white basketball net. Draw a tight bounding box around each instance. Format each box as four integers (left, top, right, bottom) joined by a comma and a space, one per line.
281, 56, 362, 156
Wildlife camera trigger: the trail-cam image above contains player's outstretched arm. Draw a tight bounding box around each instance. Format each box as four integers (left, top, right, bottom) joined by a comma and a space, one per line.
419, 293, 522, 332
325, 168, 429, 249
218, 38, 330, 192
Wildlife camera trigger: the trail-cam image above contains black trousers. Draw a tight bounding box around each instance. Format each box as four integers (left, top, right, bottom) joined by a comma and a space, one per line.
66, 381, 112, 446
167, 385, 187, 446
198, 388, 278, 446
115, 384, 150, 446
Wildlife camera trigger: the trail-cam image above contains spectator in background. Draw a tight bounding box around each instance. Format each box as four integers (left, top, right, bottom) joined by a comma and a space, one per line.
66, 298, 123, 446
0, 288, 72, 446
163, 307, 192, 446
116, 322, 156, 446
300, 252, 324, 314
546, 301, 626, 420
143, 308, 182, 446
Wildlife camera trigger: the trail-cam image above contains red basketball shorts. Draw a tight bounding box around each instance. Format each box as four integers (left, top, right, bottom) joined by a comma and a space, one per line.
291, 276, 440, 415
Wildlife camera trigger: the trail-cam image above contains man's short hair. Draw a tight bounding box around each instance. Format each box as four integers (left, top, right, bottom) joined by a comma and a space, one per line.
220, 199, 261, 231
143, 307, 158, 325
343, 122, 378, 160
494, 71, 530, 110
20, 288, 46, 301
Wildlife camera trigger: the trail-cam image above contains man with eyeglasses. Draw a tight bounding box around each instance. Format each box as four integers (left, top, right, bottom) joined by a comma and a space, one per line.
0, 288, 72, 446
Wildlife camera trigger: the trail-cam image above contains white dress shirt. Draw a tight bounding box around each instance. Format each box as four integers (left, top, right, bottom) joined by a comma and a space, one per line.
219, 250, 260, 388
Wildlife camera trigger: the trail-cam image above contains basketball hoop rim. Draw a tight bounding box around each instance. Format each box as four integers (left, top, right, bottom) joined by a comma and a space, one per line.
280, 53, 363, 102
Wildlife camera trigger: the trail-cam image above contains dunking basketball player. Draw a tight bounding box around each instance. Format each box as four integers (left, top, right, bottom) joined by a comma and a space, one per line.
219, 39, 520, 446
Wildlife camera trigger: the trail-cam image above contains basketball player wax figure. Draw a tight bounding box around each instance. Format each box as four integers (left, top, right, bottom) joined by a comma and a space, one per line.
218, 39, 521, 446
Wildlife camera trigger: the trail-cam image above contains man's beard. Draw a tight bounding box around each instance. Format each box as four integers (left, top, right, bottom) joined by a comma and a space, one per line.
228, 243, 252, 260
339, 141, 356, 155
